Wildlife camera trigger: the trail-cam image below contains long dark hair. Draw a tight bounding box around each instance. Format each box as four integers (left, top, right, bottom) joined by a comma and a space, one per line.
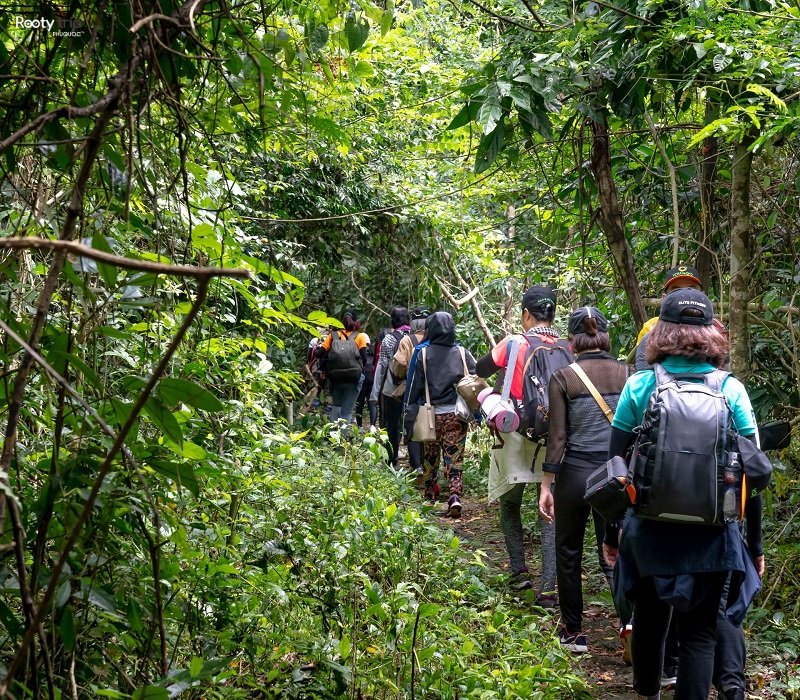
343, 314, 360, 332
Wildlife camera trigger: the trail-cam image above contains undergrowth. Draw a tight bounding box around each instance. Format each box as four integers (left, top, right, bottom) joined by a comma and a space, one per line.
20, 414, 589, 699
208, 421, 590, 698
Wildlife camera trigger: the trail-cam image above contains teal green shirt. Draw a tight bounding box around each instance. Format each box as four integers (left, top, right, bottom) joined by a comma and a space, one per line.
612, 356, 756, 436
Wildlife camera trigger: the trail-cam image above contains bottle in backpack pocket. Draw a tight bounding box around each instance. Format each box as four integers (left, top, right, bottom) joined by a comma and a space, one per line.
722, 452, 742, 522
478, 387, 520, 433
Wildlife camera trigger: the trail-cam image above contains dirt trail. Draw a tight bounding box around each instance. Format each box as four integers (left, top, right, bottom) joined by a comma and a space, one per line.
435, 493, 645, 699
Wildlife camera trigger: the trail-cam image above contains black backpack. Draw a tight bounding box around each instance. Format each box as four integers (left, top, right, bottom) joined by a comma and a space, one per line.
327, 331, 363, 382
630, 365, 741, 526
516, 335, 573, 441
363, 345, 375, 377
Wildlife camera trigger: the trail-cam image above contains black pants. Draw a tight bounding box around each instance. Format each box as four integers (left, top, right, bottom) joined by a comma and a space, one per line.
407, 440, 422, 470
553, 460, 614, 633
355, 380, 376, 427
382, 396, 403, 467
714, 572, 746, 695
632, 572, 727, 699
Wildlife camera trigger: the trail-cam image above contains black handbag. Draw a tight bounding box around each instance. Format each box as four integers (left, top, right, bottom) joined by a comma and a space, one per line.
584, 456, 637, 523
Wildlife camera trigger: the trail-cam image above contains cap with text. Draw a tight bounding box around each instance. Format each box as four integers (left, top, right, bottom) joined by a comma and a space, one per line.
659, 288, 714, 326
664, 264, 702, 291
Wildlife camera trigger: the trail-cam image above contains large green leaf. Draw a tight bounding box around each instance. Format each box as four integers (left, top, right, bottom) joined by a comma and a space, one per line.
47, 350, 102, 390
143, 398, 183, 446
149, 460, 200, 497
474, 122, 505, 173
447, 99, 482, 130
344, 13, 369, 52
157, 378, 224, 412
60, 605, 75, 651
0, 599, 21, 637
310, 24, 329, 53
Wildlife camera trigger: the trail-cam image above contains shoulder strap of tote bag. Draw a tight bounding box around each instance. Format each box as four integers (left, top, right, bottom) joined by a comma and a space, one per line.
569, 361, 614, 423
458, 346, 469, 378
422, 348, 431, 406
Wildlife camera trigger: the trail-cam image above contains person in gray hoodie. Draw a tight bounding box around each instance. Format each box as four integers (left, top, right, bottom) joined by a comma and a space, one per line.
406, 311, 476, 517
370, 306, 412, 466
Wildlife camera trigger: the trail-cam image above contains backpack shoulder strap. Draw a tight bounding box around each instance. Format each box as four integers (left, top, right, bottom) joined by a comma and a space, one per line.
703, 369, 731, 392
501, 338, 523, 401
653, 363, 673, 387
519, 333, 552, 375
569, 362, 614, 423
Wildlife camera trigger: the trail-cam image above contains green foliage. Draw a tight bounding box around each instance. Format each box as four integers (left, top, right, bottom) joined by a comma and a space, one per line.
1, 0, 799, 696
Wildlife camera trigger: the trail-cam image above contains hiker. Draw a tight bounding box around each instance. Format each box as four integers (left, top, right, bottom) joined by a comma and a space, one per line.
630, 264, 732, 686
354, 339, 377, 429
625, 264, 704, 679
316, 310, 370, 424
389, 306, 430, 473
603, 289, 759, 700
631, 264, 702, 371
474, 285, 566, 607
405, 311, 476, 517
538, 306, 631, 653
370, 307, 412, 466
305, 335, 326, 409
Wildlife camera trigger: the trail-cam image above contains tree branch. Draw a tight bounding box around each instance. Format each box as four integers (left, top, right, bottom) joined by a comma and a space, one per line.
436, 251, 496, 347
643, 111, 681, 268
0, 238, 250, 278
432, 276, 480, 307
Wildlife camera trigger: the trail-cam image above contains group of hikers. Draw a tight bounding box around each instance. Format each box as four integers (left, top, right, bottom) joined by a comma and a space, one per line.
306, 264, 773, 700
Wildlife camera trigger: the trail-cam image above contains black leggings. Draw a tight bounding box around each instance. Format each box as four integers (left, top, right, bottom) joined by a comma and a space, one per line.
553, 461, 614, 633
382, 396, 403, 467
632, 572, 727, 699
355, 380, 376, 427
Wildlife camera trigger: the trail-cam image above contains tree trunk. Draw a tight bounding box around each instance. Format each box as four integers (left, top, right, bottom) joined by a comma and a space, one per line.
696, 101, 719, 294
729, 133, 756, 380
590, 115, 647, 330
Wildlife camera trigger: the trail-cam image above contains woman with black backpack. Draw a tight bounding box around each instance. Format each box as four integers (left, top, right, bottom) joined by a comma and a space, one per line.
317, 310, 369, 424
603, 289, 760, 700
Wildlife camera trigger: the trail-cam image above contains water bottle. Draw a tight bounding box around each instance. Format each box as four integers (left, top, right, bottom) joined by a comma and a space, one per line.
722, 452, 740, 521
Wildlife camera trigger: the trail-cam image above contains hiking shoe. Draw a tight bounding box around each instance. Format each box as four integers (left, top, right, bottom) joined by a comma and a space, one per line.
719, 687, 745, 700
558, 628, 588, 654
660, 666, 677, 688
535, 592, 558, 609
509, 570, 533, 591
446, 495, 462, 518
620, 623, 633, 666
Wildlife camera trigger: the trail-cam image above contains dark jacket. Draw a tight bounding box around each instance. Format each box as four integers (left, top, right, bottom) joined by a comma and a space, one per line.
406, 312, 476, 407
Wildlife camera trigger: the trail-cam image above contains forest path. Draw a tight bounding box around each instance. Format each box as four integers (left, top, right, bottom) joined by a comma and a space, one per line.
435, 491, 644, 699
